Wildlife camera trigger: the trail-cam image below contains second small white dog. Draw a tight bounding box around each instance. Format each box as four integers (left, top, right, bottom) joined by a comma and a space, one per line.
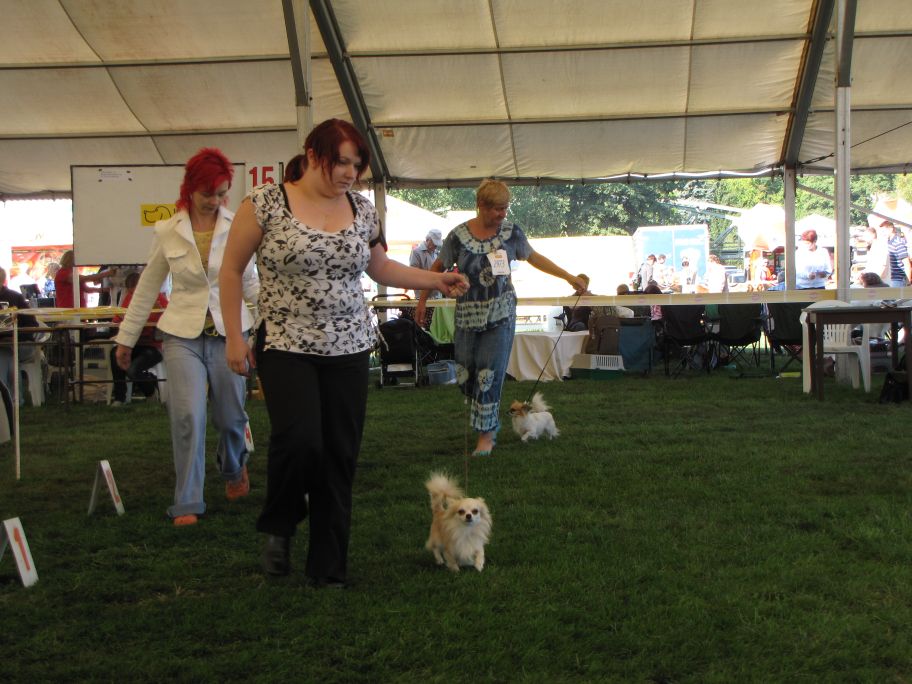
425, 473, 491, 572
508, 392, 560, 442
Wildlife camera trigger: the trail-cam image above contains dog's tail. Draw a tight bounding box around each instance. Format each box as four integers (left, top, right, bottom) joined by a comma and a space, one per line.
529, 391, 550, 413
426, 472, 463, 513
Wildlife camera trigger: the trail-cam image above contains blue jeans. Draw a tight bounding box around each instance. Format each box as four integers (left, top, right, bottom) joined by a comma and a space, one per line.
455, 322, 514, 434
161, 332, 250, 518
890, 278, 908, 288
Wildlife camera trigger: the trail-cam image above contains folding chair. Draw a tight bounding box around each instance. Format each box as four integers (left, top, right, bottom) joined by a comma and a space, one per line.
765, 302, 811, 374
711, 304, 764, 368
662, 305, 709, 377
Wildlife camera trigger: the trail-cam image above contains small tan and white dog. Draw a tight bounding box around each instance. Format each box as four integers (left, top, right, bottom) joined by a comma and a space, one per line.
508, 392, 559, 442
425, 473, 492, 572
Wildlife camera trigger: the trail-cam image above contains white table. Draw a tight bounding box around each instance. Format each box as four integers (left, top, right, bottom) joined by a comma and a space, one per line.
507, 331, 588, 382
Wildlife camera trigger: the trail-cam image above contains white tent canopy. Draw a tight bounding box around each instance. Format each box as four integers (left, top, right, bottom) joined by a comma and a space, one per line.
3, 0, 912, 197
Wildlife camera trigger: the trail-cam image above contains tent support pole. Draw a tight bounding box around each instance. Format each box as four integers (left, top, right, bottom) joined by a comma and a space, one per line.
374, 183, 388, 318
784, 167, 797, 290
835, 0, 856, 300
282, 0, 314, 146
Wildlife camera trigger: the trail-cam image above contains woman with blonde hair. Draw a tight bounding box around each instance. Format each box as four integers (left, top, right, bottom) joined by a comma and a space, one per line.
417, 179, 586, 457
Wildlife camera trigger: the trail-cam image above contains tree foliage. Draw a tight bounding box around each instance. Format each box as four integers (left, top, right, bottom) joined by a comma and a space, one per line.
391, 173, 902, 241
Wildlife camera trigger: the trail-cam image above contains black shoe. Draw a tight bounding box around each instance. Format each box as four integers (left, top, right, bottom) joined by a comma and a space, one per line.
309, 576, 347, 589
261, 535, 291, 576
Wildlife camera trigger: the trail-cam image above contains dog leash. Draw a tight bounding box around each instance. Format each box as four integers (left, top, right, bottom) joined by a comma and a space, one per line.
524, 289, 585, 405
463, 397, 470, 495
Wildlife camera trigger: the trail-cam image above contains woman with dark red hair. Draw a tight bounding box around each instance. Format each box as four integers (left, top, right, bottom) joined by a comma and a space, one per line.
114, 148, 259, 527
220, 119, 466, 583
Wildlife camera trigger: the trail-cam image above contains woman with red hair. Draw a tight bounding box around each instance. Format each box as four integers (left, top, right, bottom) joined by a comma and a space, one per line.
115, 148, 259, 526
221, 119, 466, 582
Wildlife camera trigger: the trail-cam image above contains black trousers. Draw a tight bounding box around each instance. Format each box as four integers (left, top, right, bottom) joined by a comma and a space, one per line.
256, 347, 370, 582
109, 345, 163, 402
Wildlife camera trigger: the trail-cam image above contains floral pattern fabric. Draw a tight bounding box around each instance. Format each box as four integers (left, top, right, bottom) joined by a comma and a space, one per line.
439, 221, 533, 331
249, 183, 384, 356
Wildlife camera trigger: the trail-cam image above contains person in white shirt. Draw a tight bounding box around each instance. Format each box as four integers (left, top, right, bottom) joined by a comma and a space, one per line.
794, 229, 832, 289
704, 254, 729, 293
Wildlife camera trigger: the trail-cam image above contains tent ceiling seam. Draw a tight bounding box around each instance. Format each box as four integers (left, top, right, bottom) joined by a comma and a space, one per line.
0, 126, 298, 141
369, 109, 794, 129
55, 0, 159, 160
488, 0, 519, 179
0, 55, 300, 71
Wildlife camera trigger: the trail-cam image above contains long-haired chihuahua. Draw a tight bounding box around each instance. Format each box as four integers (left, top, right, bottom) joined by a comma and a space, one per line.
425, 473, 491, 572
509, 392, 559, 442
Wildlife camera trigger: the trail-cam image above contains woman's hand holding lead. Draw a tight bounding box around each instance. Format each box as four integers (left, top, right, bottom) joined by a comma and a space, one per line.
439, 272, 468, 297
569, 275, 588, 295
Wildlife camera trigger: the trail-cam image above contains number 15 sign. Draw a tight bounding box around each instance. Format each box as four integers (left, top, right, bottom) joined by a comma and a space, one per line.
246, 163, 284, 194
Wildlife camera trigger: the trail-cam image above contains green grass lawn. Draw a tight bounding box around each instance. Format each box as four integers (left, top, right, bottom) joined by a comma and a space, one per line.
1, 368, 911, 682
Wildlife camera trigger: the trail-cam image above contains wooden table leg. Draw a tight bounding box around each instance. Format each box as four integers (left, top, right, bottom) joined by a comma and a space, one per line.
807, 320, 823, 400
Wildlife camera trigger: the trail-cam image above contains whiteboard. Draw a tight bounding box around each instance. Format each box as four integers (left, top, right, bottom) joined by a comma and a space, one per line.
71, 164, 246, 265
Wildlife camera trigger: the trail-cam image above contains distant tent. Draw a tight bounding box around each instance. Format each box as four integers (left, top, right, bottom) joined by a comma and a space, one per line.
360, 191, 448, 247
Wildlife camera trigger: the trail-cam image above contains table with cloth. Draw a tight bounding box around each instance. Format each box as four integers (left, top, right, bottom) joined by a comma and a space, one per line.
507, 331, 589, 382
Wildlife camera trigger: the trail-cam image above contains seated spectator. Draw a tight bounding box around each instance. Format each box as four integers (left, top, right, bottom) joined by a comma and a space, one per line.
642, 282, 665, 350
616, 283, 630, 296
858, 271, 889, 288
109, 271, 168, 406
0, 267, 39, 405
643, 282, 663, 321
562, 273, 593, 331
767, 271, 786, 291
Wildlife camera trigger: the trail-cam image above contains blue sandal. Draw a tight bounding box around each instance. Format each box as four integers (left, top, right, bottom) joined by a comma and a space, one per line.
472, 433, 497, 457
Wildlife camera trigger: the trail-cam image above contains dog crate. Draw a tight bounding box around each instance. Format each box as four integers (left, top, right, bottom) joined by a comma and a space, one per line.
569, 353, 625, 379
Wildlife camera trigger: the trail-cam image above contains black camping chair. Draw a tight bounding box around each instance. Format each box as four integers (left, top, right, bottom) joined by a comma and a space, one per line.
765, 302, 810, 374
619, 317, 655, 374
662, 305, 709, 377
710, 303, 764, 368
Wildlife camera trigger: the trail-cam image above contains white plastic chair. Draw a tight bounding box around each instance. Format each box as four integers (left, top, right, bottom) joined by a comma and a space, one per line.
19, 351, 45, 407
801, 300, 872, 393
19, 324, 51, 407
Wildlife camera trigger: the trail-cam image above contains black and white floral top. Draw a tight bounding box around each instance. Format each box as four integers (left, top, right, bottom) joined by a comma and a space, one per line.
250, 183, 385, 356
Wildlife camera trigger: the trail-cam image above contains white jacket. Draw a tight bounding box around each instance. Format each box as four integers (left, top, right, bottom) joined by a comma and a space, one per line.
115, 206, 259, 348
